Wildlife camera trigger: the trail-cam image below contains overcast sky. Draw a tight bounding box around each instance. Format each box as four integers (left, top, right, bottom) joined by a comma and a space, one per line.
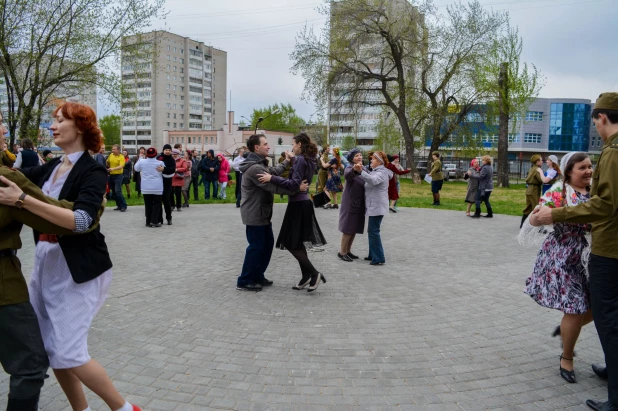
100, 0, 618, 121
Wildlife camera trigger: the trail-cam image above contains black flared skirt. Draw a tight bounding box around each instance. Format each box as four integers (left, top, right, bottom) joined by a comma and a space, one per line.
276, 200, 327, 250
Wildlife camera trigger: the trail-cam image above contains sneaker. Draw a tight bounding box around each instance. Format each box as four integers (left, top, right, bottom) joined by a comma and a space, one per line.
236, 284, 262, 291
258, 278, 273, 287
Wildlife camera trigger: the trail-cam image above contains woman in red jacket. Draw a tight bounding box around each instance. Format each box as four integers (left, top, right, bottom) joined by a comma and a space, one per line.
217, 154, 230, 200
386, 154, 410, 213
171, 149, 188, 211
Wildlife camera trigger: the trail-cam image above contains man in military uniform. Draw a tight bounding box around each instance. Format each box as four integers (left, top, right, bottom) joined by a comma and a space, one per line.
430, 151, 444, 206
0, 122, 104, 410
521, 154, 543, 228
317, 145, 330, 194
533, 92, 618, 411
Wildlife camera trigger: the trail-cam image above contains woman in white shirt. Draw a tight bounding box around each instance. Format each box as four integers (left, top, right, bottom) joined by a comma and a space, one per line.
134, 147, 165, 227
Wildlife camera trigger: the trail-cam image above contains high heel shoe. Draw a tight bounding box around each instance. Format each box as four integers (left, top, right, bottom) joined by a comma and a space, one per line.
559, 354, 576, 383
307, 273, 326, 292
292, 278, 311, 290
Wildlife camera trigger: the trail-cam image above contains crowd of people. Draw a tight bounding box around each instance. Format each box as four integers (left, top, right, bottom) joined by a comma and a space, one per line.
0, 92, 617, 411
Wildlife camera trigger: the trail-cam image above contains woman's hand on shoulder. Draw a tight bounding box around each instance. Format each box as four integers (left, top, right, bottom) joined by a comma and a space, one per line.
0, 175, 24, 206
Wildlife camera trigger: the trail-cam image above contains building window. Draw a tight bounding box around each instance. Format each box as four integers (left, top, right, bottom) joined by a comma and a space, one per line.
166, 93, 171, 99
508, 133, 520, 143
180, 48, 184, 54
173, 47, 176, 52
166, 74, 170, 80
167, 45, 170, 51
173, 104, 177, 109
173, 113, 177, 119
167, 64, 170, 70
174, 123, 177, 128
166, 55, 170, 61
173, 66, 176, 72
166, 103, 171, 109
210, 136, 214, 144
167, 122, 170, 127
167, 113, 170, 118
525, 111, 543, 122
166, 84, 170, 90
524, 133, 542, 143
198, 137, 201, 143
180, 68, 184, 73
549, 103, 591, 151
180, 123, 184, 128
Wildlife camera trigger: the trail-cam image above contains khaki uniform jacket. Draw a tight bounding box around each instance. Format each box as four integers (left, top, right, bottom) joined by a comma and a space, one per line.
430, 159, 443, 181
523, 166, 543, 214
552, 131, 618, 258
317, 152, 329, 192
0, 166, 103, 306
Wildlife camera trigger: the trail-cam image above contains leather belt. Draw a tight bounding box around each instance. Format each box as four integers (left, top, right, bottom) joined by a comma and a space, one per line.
39, 234, 59, 243
0, 249, 17, 258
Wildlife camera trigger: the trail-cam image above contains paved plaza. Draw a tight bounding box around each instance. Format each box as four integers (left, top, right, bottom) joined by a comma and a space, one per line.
1, 204, 608, 410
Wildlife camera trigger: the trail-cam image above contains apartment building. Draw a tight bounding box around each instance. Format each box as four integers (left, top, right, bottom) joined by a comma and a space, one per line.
121, 31, 227, 153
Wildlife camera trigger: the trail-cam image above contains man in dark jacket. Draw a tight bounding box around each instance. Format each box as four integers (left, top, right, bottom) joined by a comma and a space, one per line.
236, 134, 308, 291
187, 150, 200, 201
199, 149, 220, 200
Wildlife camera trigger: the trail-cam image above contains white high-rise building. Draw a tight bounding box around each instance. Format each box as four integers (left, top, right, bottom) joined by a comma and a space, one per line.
121, 30, 227, 153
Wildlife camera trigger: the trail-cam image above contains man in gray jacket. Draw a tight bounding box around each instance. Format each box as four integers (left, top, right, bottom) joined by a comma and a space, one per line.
237, 134, 308, 291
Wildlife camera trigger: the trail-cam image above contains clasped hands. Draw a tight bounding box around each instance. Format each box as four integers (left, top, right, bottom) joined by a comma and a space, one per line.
530, 206, 553, 226
0, 175, 23, 205
353, 163, 363, 172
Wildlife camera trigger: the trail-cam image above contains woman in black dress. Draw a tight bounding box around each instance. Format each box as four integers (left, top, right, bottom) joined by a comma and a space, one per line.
257, 132, 327, 292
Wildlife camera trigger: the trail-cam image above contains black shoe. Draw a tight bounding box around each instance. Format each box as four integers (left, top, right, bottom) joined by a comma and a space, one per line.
481, 214, 493, 218
120, 208, 127, 212
167, 220, 172, 225
347, 252, 359, 259
152, 223, 162, 228
585, 400, 618, 411
389, 207, 397, 213
258, 278, 273, 287
559, 354, 576, 383
236, 284, 262, 292
307, 273, 325, 292
370, 261, 385, 266
552, 325, 561, 337
145, 222, 151, 227
114, 207, 122, 211
592, 363, 608, 380
176, 207, 182, 212
364, 256, 372, 261
338, 252, 353, 262
292, 278, 311, 290
470, 214, 481, 218
236, 204, 241, 208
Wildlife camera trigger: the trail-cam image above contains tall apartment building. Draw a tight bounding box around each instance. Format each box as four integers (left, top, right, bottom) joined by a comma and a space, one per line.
121, 31, 227, 153
327, 0, 420, 150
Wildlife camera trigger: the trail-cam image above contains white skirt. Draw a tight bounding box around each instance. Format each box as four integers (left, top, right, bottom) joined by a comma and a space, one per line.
29, 241, 112, 369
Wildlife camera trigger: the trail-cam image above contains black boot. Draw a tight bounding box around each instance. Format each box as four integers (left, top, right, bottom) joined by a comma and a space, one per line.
482, 207, 493, 218
7, 394, 40, 411
520, 214, 529, 228
471, 207, 481, 218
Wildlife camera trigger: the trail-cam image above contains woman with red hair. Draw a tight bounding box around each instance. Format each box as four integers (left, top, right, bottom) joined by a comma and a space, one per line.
0, 102, 141, 411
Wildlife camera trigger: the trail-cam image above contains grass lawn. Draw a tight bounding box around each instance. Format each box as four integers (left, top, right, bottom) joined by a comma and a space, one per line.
107, 178, 527, 216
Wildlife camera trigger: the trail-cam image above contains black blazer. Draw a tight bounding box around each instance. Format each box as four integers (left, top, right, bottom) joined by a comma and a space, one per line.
22, 152, 113, 283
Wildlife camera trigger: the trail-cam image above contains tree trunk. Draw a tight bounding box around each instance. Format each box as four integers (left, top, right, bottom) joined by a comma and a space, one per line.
497, 62, 509, 187
396, 110, 420, 183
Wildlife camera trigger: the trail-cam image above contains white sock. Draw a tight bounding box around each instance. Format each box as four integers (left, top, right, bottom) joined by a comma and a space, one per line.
115, 402, 132, 411
82, 408, 91, 411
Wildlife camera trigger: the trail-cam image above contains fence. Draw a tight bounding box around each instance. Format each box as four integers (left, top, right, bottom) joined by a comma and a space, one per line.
398, 156, 537, 185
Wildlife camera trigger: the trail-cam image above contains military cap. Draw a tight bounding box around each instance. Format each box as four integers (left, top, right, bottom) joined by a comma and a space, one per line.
530, 154, 541, 163
432, 151, 440, 156
595, 92, 618, 111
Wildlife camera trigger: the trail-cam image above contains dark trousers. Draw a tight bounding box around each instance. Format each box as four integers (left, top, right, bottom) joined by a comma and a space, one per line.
143, 194, 162, 225
204, 179, 218, 200
187, 175, 199, 200
589, 254, 618, 404
161, 178, 173, 222
110, 174, 126, 209
237, 224, 274, 287
0, 301, 48, 409
475, 190, 492, 213
235, 171, 242, 206
134, 172, 141, 194
173, 186, 182, 209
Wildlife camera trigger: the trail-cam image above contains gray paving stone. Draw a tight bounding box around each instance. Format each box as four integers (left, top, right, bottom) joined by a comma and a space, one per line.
0, 205, 607, 410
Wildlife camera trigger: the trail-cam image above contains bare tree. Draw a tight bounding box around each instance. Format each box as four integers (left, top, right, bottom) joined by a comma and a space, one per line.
0, 0, 165, 148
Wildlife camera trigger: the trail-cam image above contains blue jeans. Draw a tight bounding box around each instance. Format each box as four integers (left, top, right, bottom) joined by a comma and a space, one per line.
203, 179, 218, 199
367, 215, 385, 263
237, 224, 274, 286
394, 181, 400, 207
110, 174, 127, 209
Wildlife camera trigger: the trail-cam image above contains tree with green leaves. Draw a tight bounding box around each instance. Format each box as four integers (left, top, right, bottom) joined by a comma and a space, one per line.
0, 0, 165, 149
99, 114, 121, 150
291, 0, 541, 183
341, 135, 356, 151
373, 112, 403, 154
475, 26, 544, 187
250, 103, 305, 134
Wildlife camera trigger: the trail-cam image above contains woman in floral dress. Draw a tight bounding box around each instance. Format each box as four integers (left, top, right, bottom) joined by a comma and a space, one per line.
324, 147, 344, 209
524, 152, 594, 384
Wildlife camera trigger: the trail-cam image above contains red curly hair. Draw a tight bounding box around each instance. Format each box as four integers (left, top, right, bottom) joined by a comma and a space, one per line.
52, 102, 104, 152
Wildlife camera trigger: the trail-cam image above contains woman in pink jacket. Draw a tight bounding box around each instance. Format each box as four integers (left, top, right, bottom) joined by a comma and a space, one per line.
171, 149, 188, 211
217, 154, 230, 200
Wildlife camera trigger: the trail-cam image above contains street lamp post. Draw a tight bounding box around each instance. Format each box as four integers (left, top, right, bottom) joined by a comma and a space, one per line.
255, 109, 281, 133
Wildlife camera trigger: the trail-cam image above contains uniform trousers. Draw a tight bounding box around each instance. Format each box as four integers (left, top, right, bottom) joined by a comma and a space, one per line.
0, 301, 48, 409
143, 194, 162, 225
161, 177, 173, 223
589, 254, 618, 404
235, 171, 242, 206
